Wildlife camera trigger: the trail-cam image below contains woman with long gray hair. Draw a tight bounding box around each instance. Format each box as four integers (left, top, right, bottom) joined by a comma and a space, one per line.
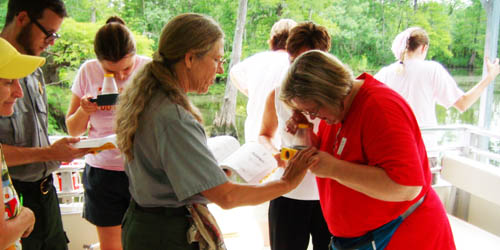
114, 13, 317, 250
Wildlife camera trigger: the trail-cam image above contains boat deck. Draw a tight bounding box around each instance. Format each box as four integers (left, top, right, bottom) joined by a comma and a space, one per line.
57, 125, 500, 249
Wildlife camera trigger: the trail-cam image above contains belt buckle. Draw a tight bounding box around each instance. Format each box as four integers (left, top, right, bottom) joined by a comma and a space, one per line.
40, 178, 49, 195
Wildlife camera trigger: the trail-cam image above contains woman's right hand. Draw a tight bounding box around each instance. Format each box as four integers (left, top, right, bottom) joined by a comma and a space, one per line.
19, 207, 35, 238
285, 110, 311, 135
80, 95, 98, 115
273, 152, 286, 167
486, 57, 500, 79
280, 147, 318, 190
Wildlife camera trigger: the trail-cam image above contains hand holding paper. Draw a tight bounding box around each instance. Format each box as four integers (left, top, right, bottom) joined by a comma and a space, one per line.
72, 134, 118, 154
207, 136, 277, 184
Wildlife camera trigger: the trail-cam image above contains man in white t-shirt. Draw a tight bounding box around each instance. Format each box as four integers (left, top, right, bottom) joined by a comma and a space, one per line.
230, 19, 297, 146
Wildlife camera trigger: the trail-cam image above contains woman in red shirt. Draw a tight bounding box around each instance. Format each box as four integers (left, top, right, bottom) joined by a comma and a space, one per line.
280, 50, 455, 250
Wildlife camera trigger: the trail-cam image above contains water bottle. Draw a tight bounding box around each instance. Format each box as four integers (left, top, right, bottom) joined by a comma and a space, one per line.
101, 73, 118, 94
292, 123, 313, 150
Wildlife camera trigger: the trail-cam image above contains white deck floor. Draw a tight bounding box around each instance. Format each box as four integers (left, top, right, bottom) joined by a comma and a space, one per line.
63, 202, 500, 250
208, 202, 271, 250
63, 201, 314, 250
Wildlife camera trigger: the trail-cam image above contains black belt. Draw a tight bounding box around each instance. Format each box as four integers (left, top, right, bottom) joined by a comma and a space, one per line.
130, 199, 188, 216
12, 175, 53, 195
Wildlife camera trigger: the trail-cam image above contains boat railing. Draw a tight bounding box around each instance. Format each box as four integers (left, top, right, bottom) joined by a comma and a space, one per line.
422, 125, 500, 241
421, 124, 500, 166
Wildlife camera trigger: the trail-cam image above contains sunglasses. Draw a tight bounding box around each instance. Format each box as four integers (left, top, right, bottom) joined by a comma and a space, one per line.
30, 17, 60, 43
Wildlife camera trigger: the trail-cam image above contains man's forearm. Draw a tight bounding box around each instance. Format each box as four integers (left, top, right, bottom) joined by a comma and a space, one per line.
2, 144, 51, 167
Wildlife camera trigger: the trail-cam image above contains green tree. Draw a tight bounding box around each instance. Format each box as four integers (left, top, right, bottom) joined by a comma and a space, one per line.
448, 0, 485, 68
1, 0, 493, 135
413, 2, 453, 60
64, 0, 118, 23
0, 0, 7, 27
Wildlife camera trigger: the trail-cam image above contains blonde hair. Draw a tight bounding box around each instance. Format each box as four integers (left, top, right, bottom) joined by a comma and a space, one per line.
115, 13, 224, 160
280, 50, 353, 110
268, 19, 297, 51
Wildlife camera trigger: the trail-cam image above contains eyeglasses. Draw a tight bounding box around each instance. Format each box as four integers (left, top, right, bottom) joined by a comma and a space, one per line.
30, 17, 60, 43
302, 105, 320, 118
216, 58, 226, 66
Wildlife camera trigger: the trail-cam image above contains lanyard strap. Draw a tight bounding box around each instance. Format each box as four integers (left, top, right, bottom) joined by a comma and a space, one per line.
401, 194, 426, 219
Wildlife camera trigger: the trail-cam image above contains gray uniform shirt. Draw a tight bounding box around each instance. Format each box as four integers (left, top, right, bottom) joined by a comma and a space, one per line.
0, 68, 59, 182
125, 91, 228, 207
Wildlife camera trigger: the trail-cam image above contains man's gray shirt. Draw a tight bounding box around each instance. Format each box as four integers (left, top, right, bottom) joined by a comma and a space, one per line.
0, 68, 59, 181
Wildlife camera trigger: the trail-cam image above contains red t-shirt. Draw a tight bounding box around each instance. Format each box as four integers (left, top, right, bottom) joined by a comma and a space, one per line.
316, 73, 455, 249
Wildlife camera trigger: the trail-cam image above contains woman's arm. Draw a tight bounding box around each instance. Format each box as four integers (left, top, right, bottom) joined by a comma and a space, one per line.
310, 151, 421, 202
454, 57, 500, 112
0, 179, 35, 248
65, 94, 97, 136
285, 110, 318, 146
229, 64, 249, 96
201, 147, 318, 209
258, 90, 279, 154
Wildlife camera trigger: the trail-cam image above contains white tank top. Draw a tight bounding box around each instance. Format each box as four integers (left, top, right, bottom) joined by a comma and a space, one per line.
271, 86, 320, 200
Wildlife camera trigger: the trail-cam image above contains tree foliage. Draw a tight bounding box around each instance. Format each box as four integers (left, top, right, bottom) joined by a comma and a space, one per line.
0, 0, 496, 135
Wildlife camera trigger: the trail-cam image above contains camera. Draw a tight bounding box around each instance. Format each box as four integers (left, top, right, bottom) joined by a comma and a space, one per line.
280, 146, 307, 160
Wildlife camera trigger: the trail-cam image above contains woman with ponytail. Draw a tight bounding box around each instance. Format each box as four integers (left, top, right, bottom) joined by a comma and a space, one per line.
65, 16, 151, 250
375, 27, 499, 168
114, 13, 317, 250
376, 27, 499, 129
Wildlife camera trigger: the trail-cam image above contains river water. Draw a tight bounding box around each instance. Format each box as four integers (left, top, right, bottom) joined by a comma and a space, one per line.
192, 70, 500, 143
438, 70, 500, 131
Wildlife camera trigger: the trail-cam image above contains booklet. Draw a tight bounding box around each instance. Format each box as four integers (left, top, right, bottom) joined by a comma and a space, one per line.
207, 136, 277, 184
72, 134, 117, 153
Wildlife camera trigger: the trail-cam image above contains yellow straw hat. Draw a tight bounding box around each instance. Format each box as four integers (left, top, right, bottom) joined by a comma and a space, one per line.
0, 38, 45, 79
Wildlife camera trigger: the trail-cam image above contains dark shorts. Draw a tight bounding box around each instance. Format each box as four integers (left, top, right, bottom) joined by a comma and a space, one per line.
12, 175, 69, 250
82, 164, 131, 227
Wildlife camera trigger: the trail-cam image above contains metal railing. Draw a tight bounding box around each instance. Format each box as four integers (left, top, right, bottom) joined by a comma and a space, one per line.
421, 124, 500, 166
422, 125, 500, 221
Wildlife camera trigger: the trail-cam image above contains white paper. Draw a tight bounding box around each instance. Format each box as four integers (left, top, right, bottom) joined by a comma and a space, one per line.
220, 142, 277, 184
207, 136, 277, 184
207, 135, 241, 162
72, 134, 117, 149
